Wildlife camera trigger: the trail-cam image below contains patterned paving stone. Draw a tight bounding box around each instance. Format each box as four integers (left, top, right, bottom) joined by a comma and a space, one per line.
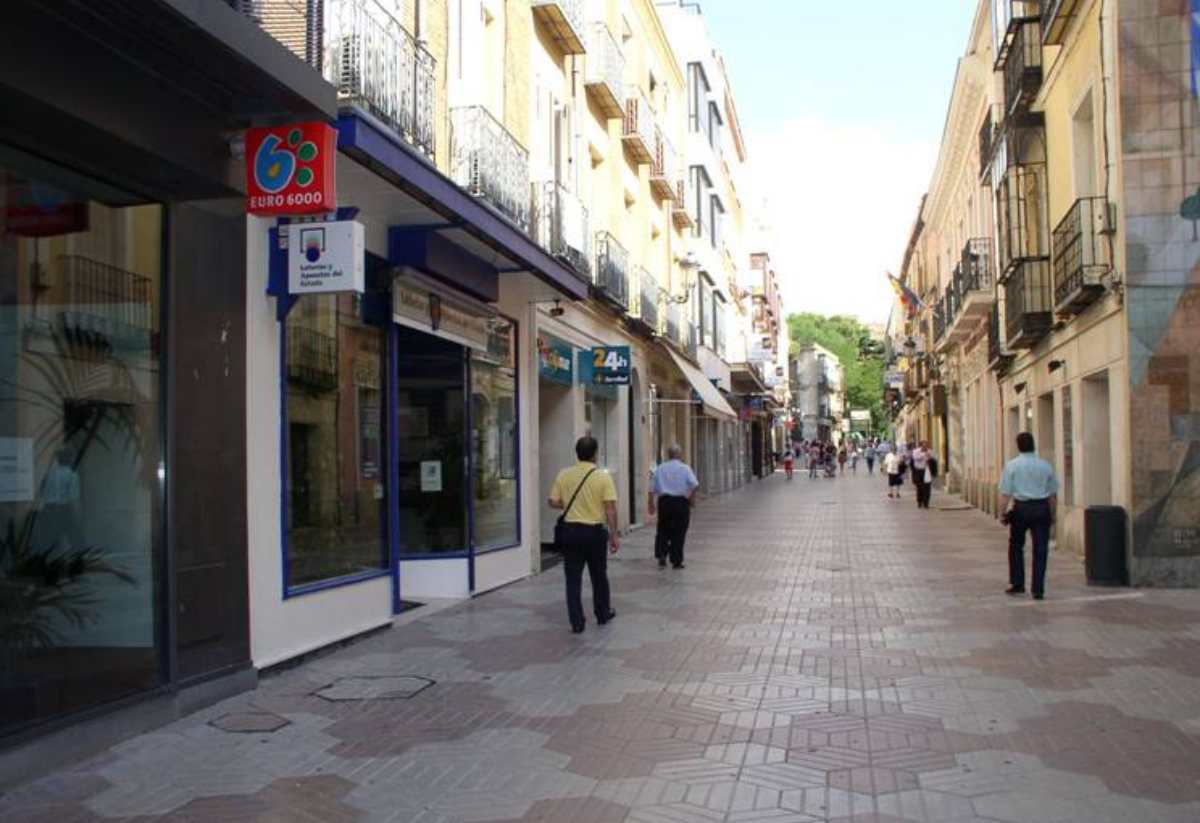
6, 476, 1200, 823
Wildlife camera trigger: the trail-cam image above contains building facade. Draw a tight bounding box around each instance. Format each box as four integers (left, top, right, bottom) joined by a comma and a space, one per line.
890, 0, 1200, 586
791, 343, 845, 445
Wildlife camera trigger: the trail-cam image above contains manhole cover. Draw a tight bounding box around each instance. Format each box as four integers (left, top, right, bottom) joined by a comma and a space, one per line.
209, 711, 290, 733
315, 675, 435, 702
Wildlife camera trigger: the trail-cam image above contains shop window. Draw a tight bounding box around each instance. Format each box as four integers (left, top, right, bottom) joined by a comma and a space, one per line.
283, 293, 388, 589
471, 318, 519, 551
0, 159, 164, 736
1061, 385, 1074, 506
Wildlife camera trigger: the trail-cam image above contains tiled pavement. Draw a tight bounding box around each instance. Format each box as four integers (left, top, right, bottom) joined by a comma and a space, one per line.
5, 472, 1200, 822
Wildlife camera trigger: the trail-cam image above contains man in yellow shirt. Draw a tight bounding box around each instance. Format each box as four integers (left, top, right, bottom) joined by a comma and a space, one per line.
548, 436, 619, 634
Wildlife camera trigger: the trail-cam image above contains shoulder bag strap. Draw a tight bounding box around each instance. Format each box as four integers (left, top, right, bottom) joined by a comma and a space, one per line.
559, 468, 598, 523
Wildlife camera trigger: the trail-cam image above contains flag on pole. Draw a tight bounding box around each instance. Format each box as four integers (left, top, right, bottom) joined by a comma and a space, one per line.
887, 273, 924, 315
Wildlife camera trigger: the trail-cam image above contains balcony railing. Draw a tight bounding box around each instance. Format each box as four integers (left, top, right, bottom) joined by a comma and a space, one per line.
994, 1, 1042, 70
685, 323, 698, 359
287, 325, 339, 393
672, 178, 694, 230
583, 22, 624, 119
1041, 0, 1080, 45
532, 182, 590, 277
622, 87, 655, 165
1003, 18, 1043, 117
593, 231, 630, 310
988, 301, 1015, 372
997, 162, 1049, 277
650, 130, 677, 201
1004, 258, 1053, 348
451, 106, 530, 233
531, 0, 586, 54
241, 0, 437, 159
664, 301, 681, 344
1052, 196, 1111, 314
932, 295, 947, 343
54, 255, 154, 349
633, 267, 660, 332
979, 106, 996, 182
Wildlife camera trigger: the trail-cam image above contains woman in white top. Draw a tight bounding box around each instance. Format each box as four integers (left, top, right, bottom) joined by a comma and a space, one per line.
884, 450, 904, 499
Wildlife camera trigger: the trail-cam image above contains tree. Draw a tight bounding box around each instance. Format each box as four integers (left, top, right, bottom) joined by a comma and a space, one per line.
787, 313, 887, 432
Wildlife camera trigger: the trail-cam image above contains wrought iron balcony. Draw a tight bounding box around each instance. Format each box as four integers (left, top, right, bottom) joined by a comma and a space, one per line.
450, 106, 530, 233
1041, 0, 1080, 45
1052, 196, 1112, 315
1004, 258, 1053, 348
622, 87, 655, 165
287, 325, 339, 393
242, 0, 437, 159
650, 130, 677, 201
55, 254, 154, 349
664, 301, 681, 345
672, 178, 694, 230
994, 1, 1042, 70
583, 22, 624, 119
932, 295, 948, 344
533, 182, 590, 277
1002, 17, 1043, 117
593, 231, 630, 310
988, 301, 1016, 373
979, 106, 996, 182
997, 162, 1049, 277
631, 267, 660, 333
531, 0, 586, 55
945, 237, 996, 344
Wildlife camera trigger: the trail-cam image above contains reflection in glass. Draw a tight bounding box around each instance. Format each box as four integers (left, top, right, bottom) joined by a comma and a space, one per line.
284, 293, 388, 587
0, 163, 162, 735
471, 318, 518, 549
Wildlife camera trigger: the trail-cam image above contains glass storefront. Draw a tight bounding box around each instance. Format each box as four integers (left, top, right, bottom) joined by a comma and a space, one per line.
0, 158, 164, 735
283, 293, 389, 590
471, 319, 518, 550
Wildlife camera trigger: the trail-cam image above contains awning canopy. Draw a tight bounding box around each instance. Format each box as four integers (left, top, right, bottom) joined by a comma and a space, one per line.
665, 346, 737, 422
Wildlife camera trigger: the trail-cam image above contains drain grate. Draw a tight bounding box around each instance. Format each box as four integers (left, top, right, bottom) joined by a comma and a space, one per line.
209, 711, 291, 733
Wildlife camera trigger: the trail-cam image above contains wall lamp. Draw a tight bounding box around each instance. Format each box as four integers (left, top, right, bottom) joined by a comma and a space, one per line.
1014, 381, 1027, 394
1048, 359, 1066, 373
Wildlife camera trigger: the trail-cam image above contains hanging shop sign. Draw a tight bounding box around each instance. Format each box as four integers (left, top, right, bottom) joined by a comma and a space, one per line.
588, 345, 631, 385
578, 351, 618, 400
288, 220, 365, 294
538, 334, 573, 386
392, 273, 491, 350
245, 122, 337, 215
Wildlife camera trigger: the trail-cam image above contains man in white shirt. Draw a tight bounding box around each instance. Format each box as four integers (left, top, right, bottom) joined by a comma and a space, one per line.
884, 449, 903, 499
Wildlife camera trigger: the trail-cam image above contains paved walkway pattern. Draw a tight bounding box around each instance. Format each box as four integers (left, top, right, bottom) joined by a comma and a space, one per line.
5, 473, 1200, 822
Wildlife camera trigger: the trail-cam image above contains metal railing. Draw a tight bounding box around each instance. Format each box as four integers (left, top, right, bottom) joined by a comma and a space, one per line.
56, 254, 153, 332
994, 0, 1042, 69
1042, 0, 1078, 45
664, 301, 681, 343
997, 162, 1049, 276
932, 296, 947, 342
635, 267, 660, 330
450, 106, 531, 233
1003, 18, 1043, 117
326, 0, 436, 157
623, 86, 655, 162
979, 107, 995, 180
533, 182, 590, 277
287, 325, 339, 393
685, 322, 698, 359
583, 22, 624, 113
988, 300, 1014, 369
594, 231, 630, 309
1052, 196, 1110, 310
959, 237, 994, 295
1004, 258, 1053, 347
650, 129, 676, 198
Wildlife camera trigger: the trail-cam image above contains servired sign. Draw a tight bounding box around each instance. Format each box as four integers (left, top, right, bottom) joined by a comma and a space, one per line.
245, 122, 337, 215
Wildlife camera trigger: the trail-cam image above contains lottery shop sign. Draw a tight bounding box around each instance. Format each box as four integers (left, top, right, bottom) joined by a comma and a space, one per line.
245, 122, 337, 215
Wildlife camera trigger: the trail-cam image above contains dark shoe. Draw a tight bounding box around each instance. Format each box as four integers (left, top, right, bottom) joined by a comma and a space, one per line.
672, 563, 686, 569
571, 623, 585, 634
1006, 586, 1025, 595
1032, 592, 1044, 600
658, 558, 667, 568
597, 610, 616, 625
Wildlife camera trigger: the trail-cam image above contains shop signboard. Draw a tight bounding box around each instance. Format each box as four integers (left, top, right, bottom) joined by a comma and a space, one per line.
4, 178, 89, 237
589, 345, 631, 385
245, 122, 337, 215
288, 220, 365, 294
578, 351, 618, 400
885, 370, 905, 390
393, 276, 490, 350
538, 334, 573, 386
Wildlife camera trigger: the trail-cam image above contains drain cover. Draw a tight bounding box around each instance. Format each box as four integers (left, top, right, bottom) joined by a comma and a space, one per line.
209, 711, 290, 733
316, 675, 435, 702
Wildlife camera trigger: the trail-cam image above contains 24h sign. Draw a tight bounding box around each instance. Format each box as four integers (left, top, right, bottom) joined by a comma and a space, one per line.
590, 346, 631, 385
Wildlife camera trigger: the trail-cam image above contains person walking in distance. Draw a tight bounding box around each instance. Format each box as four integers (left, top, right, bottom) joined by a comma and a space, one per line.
999, 432, 1059, 600
909, 440, 933, 509
849, 444, 859, 474
783, 446, 795, 480
649, 443, 699, 569
809, 441, 822, 479
864, 440, 877, 475
548, 436, 619, 633
837, 446, 848, 475
884, 447, 904, 499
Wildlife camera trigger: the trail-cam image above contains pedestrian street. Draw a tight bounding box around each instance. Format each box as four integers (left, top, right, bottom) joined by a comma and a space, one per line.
5, 471, 1200, 823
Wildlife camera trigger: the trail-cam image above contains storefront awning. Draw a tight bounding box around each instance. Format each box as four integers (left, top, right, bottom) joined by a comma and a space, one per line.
665, 347, 737, 422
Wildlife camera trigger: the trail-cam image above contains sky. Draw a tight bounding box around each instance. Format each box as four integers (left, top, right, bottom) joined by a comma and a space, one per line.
699, 1, 979, 326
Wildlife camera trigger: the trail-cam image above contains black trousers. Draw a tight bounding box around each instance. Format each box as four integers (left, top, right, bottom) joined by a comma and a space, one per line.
655, 495, 691, 567
1009, 499, 1051, 595
561, 523, 611, 629
912, 470, 932, 508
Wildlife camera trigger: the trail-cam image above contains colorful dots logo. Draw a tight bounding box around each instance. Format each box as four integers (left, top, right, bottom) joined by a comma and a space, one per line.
253, 127, 321, 193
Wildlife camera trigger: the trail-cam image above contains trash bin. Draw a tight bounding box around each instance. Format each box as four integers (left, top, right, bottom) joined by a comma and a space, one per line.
1084, 506, 1129, 586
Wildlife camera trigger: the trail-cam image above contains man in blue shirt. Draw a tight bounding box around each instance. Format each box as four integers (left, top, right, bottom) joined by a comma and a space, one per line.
999, 432, 1059, 600
649, 443, 699, 569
